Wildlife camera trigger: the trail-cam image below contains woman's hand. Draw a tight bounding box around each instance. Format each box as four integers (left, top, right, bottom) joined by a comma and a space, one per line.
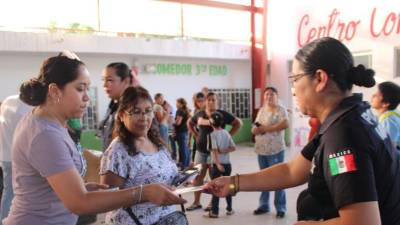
142, 184, 187, 206
252, 126, 262, 135
203, 176, 231, 197
85, 182, 109, 192
216, 164, 225, 173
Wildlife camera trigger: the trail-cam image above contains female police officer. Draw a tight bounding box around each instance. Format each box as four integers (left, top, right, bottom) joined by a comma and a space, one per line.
205, 37, 400, 225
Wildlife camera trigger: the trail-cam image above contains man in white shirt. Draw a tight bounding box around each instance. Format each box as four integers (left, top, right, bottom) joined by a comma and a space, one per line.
0, 95, 32, 222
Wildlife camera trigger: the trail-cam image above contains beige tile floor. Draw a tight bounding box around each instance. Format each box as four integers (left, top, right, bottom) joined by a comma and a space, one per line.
92, 144, 305, 225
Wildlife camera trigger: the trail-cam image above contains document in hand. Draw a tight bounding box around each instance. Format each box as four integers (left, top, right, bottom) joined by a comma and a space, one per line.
174, 186, 204, 195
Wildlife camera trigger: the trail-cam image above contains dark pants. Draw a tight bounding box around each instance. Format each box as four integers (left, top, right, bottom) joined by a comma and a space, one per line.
210, 163, 232, 215
169, 135, 177, 160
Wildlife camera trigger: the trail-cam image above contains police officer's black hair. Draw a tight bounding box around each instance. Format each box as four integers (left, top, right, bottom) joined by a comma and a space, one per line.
106, 62, 132, 84
378, 81, 400, 110
265, 86, 278, 94
210, 111, 224, 128
20, 55, 84, 106
295, 37, 376, 92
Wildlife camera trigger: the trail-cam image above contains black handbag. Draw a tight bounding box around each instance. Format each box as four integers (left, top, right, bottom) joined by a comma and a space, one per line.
125, 201, 188, 225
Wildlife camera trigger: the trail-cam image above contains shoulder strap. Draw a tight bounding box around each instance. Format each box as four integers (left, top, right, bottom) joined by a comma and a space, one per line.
125, 197, 186, 225
125, 207, 143, 225
379, 111, 400, 123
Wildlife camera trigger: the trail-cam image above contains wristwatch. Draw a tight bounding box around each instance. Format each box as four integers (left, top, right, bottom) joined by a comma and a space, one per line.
229, 176, 237, 196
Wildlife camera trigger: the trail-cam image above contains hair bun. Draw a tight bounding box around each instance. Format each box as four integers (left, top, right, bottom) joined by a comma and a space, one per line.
19, 78, 47, 106
347, 64, 376, 88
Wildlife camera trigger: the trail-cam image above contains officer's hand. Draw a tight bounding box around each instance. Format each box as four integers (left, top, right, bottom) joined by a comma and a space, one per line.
203, 176, 230, 197
216, 164, 225, 172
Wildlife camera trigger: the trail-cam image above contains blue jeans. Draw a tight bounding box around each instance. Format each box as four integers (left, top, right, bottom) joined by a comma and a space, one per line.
0, 161, 13, 224
257, 151, 286, 213
176, 132, 191, 169
159, 124, 169, 146
169, 135, 177, 160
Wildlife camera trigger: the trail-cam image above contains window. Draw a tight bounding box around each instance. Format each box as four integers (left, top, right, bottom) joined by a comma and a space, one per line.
82, 87, 99, 130
0, 0, 98, 31
209, 88, 251, 118
395, 47, 400, 78
353, 51, 372, 68
100, 1, 181, 36
182, 5, 251, 41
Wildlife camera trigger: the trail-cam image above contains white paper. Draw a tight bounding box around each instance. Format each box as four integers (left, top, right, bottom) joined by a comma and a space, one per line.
174, 186, 204, 195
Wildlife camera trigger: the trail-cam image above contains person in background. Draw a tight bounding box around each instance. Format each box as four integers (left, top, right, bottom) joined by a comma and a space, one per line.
100, 86, 182, 225
186, 92, 242, 211
153, 93, 170, 147
174, 98, 191, 169
99, 62, 133, 151
0, 95, 32, 224
370, 81, 400, 150
4, 52, 185, 225
189, 92, 206, 163
204, 112, 236, 218
66, 118, 98, 225
205, 37, 400, 225
252, 87, 288, 218
308, 117, 320, 141
202, 87, 209, 97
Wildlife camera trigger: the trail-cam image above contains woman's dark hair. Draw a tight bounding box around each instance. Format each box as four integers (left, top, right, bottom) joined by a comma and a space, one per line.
193, 92, 205, 111
20, 55, 85, 106
265, 86, 278, 94
195, 92, 205, 99
295, 37, 375, 91
177, 98, 191, 116
378, 81, 400, 110
206, 91, 216, 99
114, 86, 165, 155
107, 62, 132, 84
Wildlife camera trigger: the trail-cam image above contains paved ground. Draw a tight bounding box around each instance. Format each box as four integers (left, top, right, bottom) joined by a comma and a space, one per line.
92, 143, 305, 225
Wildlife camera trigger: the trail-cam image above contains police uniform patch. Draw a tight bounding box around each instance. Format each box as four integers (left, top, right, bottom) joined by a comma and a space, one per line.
328, 150, 357, 176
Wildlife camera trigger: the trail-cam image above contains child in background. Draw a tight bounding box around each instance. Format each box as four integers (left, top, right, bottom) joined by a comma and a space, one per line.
205, 112, 236, 218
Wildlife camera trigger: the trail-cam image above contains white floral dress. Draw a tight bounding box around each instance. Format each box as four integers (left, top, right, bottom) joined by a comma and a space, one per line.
100, 139, 179, 225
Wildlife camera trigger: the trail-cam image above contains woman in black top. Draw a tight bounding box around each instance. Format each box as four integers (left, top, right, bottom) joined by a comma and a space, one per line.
174, 98, 191, 169
99, 62, 133, 151
205, 37, 400, 225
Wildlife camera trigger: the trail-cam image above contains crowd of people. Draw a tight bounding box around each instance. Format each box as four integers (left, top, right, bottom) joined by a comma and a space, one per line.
0, 37, 398, 225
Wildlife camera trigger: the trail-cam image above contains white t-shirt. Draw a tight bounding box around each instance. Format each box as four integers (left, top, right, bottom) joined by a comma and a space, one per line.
0, 95, 32, 162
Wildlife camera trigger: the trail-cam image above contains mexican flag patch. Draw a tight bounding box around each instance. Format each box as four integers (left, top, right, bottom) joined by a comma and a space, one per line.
328, 150, 357, 176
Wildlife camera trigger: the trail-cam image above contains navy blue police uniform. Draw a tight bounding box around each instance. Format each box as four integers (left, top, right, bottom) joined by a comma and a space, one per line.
301, 94, 400, 225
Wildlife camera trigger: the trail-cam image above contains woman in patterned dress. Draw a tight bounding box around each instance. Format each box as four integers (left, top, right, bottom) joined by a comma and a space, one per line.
100, 86, 181, 225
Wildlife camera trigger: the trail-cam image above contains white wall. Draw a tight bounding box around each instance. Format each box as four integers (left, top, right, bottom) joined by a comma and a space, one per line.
267, 0, 400, 150
0, 32, 251, 119
268, 0, 400, 106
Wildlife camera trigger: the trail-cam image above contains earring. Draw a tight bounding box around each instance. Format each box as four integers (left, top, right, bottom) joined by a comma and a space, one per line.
57, 97, 60, 104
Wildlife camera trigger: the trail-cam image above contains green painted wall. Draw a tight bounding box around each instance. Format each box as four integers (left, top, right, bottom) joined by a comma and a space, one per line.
228, 118, 252, 143
81, 130, 102, 151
